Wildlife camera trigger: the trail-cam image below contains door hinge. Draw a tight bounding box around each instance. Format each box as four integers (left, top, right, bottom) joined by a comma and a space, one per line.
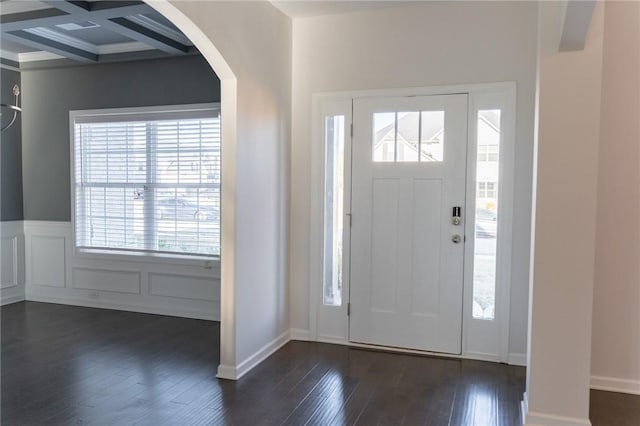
350, 123, 353, 138
347, 302, 351, 316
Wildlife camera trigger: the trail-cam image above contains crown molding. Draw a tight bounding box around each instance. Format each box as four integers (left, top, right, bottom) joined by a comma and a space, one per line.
0, 49, 20, 62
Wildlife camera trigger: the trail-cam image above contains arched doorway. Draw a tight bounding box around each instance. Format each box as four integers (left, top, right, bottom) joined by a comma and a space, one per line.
144, 0, 238, 377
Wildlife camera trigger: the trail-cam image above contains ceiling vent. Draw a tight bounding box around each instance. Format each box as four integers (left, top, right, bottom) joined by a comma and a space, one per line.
55, 21, 100, 31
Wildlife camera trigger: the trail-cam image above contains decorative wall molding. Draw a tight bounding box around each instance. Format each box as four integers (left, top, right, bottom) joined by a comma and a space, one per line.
0, 221, 25, 305
591, 375, 640, 395
1, 236, 19, 289
23, 221, 220, 321
148, 272, 218, 302
72, 267, 141, 295
29, 235, 67, 287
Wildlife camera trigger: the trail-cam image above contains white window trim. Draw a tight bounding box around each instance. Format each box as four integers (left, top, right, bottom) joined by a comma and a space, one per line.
463, 87, 516, 363
69, 103, 221, 263
309, 82, 516, 363
309, 98, 353, 342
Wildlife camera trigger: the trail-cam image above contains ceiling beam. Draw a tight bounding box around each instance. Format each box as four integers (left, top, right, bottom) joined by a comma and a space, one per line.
0, 8, 74, 32
103, 17, 189, 54
1, 2, 153, 32
40, 0, 189, 54
40, 0, 151, 19
3, 30, 97, 63
559, 0, 597, 51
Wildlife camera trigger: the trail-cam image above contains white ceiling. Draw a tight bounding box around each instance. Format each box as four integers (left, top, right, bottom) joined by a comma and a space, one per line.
0, 0, 423, 63
0, 0, 422, 21
270, 0, 422, 19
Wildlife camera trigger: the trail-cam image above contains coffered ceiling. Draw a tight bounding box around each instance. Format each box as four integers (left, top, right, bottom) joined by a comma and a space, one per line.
0, 0, 196, 66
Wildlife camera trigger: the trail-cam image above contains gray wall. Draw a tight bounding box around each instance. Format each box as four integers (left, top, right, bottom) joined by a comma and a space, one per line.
1, 68, 24, 221
21, 55, 220, 221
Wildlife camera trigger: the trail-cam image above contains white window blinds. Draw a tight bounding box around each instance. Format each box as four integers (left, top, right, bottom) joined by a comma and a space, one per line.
72, 104, 220, 257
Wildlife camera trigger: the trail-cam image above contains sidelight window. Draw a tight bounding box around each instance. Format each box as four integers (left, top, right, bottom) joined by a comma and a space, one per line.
472, 109, 501, 320
323, 115, 345, 306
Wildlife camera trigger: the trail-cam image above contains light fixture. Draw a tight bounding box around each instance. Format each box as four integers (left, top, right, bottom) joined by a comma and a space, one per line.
1, 85, 22, 132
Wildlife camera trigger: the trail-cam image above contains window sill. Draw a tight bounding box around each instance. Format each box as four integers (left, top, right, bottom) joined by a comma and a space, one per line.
74, 248, 220, 270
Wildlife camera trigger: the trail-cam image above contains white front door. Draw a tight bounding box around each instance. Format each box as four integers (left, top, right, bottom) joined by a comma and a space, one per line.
349, 94, 468, 354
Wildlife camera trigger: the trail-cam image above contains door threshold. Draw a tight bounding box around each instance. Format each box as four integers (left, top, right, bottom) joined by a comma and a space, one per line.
348, 341, 459, 359
347, 341, 504, 364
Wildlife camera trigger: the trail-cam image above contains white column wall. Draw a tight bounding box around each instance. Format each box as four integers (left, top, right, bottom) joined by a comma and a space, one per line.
525, 2, 604, 424
591, 0, 640, 394
160, 1, 292, 377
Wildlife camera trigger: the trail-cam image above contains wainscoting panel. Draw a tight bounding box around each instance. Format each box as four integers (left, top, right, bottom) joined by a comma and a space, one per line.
0, 221, 25, 305
149, 272, 219, 301
72, 267, 141, 295
23, 221, 220, 320
1, 236, 18, 289
30, 236, 66, 288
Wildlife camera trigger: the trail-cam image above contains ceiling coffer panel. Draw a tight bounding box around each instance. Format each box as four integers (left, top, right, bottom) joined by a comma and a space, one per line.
0, 0, 195, 64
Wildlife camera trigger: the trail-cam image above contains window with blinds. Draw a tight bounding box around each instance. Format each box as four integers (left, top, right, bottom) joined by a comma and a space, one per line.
72, 104, 220, 257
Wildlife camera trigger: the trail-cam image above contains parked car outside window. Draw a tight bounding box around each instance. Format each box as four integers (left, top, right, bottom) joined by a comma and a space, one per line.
157, 197, 219, 221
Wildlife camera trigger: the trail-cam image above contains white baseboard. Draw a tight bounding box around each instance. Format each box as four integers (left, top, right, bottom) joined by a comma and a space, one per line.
25, 292, 217, 321
521, 392, 592, 426
508, 352, 527, 366
523, 412, 591, 426
216, 364, 238, 380
318, 334, 348, 345
521, 392, 529, 425
591, 375, 640, 395
290, 328, 310, 341
217, 330, 290, 380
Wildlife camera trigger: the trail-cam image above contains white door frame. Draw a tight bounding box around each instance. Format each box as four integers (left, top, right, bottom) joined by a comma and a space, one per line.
309, 82, 517, 363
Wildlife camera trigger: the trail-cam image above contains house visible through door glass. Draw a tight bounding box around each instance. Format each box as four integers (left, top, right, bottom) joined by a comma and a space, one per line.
473, 109, 501, 320
372, 110, 444, 162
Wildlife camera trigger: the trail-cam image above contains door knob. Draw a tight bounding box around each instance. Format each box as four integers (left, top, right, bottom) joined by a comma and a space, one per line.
452, 234, 462, 244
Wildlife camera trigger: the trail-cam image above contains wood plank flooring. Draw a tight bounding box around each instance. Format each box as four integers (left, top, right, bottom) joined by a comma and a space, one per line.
3, 301, 528, 425
590, 389, 640, 426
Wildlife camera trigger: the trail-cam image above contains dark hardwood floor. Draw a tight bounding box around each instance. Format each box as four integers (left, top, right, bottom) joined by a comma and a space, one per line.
590, 389, 640, 426
3, 301, 527, 425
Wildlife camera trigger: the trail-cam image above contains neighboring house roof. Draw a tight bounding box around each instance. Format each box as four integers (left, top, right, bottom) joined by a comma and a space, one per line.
375, 112, 443, 145
374, 110, 500, 158
374, 112, 444, 160
479, 110, 500, 132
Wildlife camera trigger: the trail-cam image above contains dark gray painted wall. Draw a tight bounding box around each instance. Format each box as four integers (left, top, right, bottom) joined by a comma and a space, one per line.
21, 55, 220, 221
1, 68, 24, 221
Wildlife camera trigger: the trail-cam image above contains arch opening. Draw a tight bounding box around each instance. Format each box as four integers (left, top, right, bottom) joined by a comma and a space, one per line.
144, 0, 238, 373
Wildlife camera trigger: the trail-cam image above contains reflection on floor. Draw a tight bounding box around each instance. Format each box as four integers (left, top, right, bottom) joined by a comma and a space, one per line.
1, 301, 528, 425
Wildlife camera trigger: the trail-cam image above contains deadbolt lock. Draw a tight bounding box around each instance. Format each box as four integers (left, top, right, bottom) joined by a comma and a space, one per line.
452, 206, 462, 225
452, 234, 462, 244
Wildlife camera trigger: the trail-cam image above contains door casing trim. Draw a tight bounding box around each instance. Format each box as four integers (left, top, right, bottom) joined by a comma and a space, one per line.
309, 82, 517, 364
